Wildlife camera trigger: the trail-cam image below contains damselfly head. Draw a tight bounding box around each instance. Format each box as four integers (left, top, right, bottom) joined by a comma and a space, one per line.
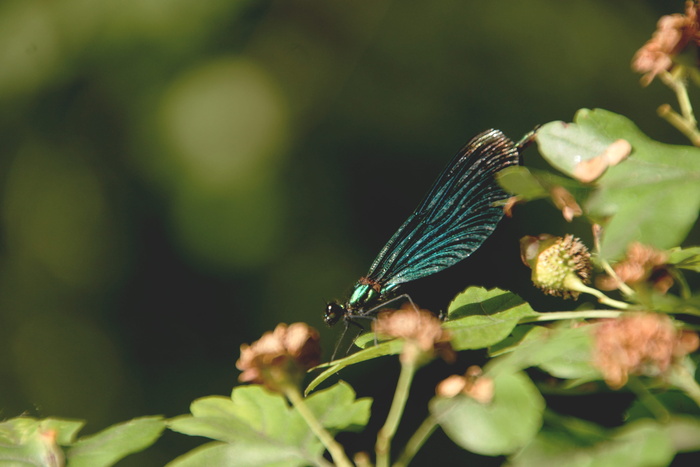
324, 302, 345, 326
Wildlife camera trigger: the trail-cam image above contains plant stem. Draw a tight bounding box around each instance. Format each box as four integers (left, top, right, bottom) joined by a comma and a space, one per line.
688, 66, 700, 87
521, 309, 623, 324
627, 377, 671, 422
574, 282, 631, 310
376, 355, 418, 467
670, 361, 700, 407
661, 69, 697, 126
284, 385, 353, 467
393, 414, 439, 467
599, 258, 635, 297
670, 266, 692, 300
658, 104, 700, 146
656, 68, 700, 145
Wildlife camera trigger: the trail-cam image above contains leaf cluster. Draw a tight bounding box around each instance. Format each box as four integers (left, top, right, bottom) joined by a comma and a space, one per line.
2, 112, 700, 466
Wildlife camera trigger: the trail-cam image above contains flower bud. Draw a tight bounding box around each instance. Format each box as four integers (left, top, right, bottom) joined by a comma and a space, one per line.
520, 234, 592, 299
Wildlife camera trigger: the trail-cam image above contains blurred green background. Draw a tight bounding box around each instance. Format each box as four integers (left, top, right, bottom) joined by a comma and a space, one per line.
0, 0, 695, 464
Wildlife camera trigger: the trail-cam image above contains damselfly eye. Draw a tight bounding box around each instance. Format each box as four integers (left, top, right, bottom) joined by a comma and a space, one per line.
324, 302, 345, 326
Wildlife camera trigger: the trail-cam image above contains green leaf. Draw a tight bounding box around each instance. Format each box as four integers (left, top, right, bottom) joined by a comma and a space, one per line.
497, 166, 589, 202
169, 387, 310, 447
353, 331, 392, 349
0, 416, 157, 467
169, 382, 370, 467
0, 417, 74, 467
488, 324, 546, 356
635, 290, 700, 316
509, 419, 675, 467
169, 397, 263, 444
533, 328, 598, 380
66, 416, 165, 467
668, 246, 700, 271
538, 108, 700, 260
447, 286, 528, 318
665, 416, 700, 452
309, 288, 540, 391
431, 371, 544, 456
489, 323, 600, 381
306, 339, 404, 394
497, 166, 549, 199
166, 441, 306, 467
305, 381, 372, 432
39, 419, 84, 446
537, 113, 624, 178
443, 287, 539, 350
0, 417, 85, 446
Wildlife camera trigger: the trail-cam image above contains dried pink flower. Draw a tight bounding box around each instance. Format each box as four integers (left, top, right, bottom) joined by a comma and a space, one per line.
632, 1, 700, 85
593, 313, 699, 388
237, 322, 321, 392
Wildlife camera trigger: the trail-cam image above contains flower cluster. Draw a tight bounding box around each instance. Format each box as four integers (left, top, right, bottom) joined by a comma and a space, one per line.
373, 303, 454, 365
236, 322, 321, 392
597, 242, 673, 293
593, 313, 699, 388
632, 0, 700, 85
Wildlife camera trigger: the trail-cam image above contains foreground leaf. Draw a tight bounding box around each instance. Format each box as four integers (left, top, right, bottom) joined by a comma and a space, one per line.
309, 288, 538, 392
168, 382, 370, 467
0, 416, 163, 467
510, 419, 675, 467
431, 371, 544, 456
305, 381, 372, 432
66, 417, 165, 467
167, 442, 294, 467
668, 246, 700, 272
497, 166, 549, 200
537, 108, 700, 260
489, 322, 600, 382
306, 339, 404, 394
443, 287, 539, 350
664, 416, 700, 453
0, 417, 81, 467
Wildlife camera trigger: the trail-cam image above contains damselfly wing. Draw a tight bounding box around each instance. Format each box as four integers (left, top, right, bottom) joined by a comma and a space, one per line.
325, 129, 522, 327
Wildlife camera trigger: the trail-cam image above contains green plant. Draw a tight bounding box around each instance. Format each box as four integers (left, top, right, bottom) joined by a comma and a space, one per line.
3, 3, 700, 467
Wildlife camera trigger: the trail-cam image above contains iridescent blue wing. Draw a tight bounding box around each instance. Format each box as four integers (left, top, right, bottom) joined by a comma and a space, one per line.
365, 129, 519, 288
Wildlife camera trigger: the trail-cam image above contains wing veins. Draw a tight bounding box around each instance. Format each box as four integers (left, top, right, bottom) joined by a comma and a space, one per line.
365, 129, 519, 288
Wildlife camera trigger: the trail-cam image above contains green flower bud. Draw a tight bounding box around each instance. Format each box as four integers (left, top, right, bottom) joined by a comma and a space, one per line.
520, 234, 592, 299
